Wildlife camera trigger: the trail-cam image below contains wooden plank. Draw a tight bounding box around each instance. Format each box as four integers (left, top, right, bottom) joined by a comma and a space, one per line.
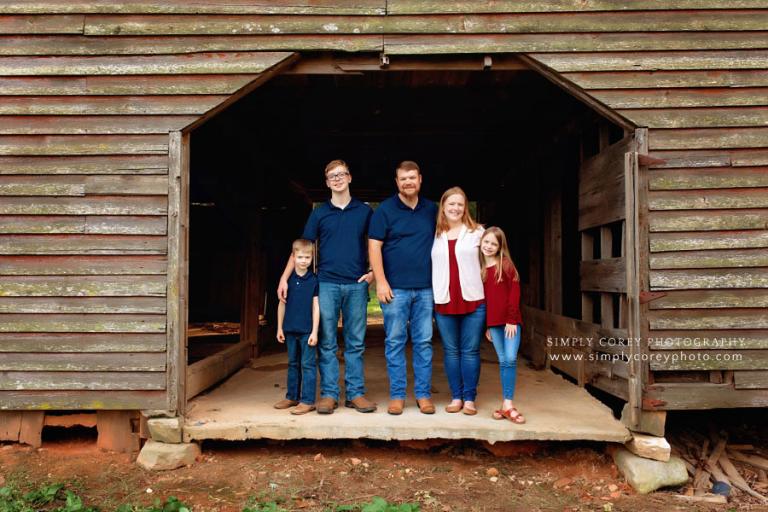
0, 15, 83, 34
649, 168, 768, 190
0, 255, 167, 275
622, 107, 768, 129
18, 411, 44, 448
0, 76, 85, 94
0, 235, 167, 255
0, 371, 165, 390
0, 135, 168, 156
0, 96, 225, 115
0, 390, 166, 410
645, 383, 768, 410
651, 349, 768, 371
0, 1, 386, 15
650, 210, 768, 232
649, 309, 768, 329
0, 333, 166, 352
0, 115, 198, 135
0, 176, 166, 195
386, 1, 768, 14
185, 339, 252, 400
650, 230, 768, 251
0, 352, 165, 372
0, 196, 166, 215
580, 258, 626, 293
0, 216, 83, 234
0, 155, 167, 175
595, 88, 768, 109
650, 268, 768, 289
578, 136, 634, 230
649, 330, 768, 350
649, 189, 768, 210
0, 297, 166, 314
734, 370, 768, 388
0, 275, 165, 296
648, 149, 768, 169
0, 35, 383, 57
96, 410, 139, 454
0, 51, 294, 76
384, 32, 768, 54
651, 248, 768, 269
0, 411, 21, 441
84, 12, 768, 36
565, 70, 768, 90
534, 50, 768, 72
650, 289, 768, 309
650, 128, 768, 150
0, 313, 166, 333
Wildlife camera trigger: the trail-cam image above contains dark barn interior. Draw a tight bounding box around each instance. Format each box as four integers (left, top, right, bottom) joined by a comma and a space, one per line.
185, 61, 626, 373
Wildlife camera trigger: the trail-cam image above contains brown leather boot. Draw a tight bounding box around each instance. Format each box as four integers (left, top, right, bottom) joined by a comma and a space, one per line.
273, 399, 299, 410
387, 399, 405, 415
345, 395, 377, 413
316, 396, 338, 415
417, 398, 435, 414
290, 403, 316, 415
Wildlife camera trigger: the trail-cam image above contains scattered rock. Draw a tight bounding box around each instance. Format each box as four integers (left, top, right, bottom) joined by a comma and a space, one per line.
486, 467, 499, 477
350, 457, 362, 466
607, 484, 618, 492
147, 417, 182, 444
553, 477, 572, 489
313, 453, 325, 462
612, 446, 688, 494
489, 476, 498, 483
609, 491, 621, 499
136, 440, 200, 471
620, 404, 666, 437
625, 433, 671, 462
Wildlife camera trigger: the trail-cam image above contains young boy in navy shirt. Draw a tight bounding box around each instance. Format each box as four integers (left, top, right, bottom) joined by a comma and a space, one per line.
274, 239, 320, 415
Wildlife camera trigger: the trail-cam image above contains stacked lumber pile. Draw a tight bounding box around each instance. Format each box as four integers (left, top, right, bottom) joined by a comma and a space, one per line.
670, 429, 768, 505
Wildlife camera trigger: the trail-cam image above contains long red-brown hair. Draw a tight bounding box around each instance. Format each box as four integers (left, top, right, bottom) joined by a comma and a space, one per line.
436, 186, 479, 236
480, 226, 519, 284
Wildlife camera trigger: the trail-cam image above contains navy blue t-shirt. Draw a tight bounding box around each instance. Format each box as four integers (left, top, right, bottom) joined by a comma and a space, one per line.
302, 198, 373, 284
283, 270, 319, 334
368, 194, 437, 289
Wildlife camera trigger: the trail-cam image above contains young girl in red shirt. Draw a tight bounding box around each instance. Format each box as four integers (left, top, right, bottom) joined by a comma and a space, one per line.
480, 227, 525, 424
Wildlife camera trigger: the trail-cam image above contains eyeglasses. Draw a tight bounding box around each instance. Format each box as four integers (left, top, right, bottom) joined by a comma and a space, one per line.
326, 171, 350, 181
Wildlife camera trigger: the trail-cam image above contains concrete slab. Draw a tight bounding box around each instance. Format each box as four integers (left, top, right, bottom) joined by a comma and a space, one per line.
184, 344, 630, 444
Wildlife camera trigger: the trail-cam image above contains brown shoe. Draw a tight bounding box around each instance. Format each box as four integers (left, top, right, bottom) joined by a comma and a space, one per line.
387, 399, 405, 415
462, 405, 478, 416
417, 398, 435, 415
316, 396, 338, 415
274, 399, 299, 409
445, 401, 463, 413
290, 403, 316, 415
345, 395, 377, 413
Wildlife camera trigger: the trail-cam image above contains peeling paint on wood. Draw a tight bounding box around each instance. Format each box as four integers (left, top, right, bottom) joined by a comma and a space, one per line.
650, 289, 768, 309
0, 332, 166, 352
651, 231, 768, 251
0, 255, 167, 275
0, 135, 168, 156
0, 15, 84, 34
0, 155, 168, 175
565, 69, 768, 89
649, 188, 768, 210
0, 296, 165, 314
0, 96, 226, 115
0, 313, 166, 333
0, 115, 198, 135
0, 196, 166, 215
649, 210, 768, 232
649, 167, 768, 190
0, 275, 165, 297
650, 268, 768, 289
649, 309, 768, 329
0, 371, 165, 391
0, 352, 166, 372
650, 248, 768, 269
0, 1, 386, 15
650, 330, 768, 350
535, 50, 768, 73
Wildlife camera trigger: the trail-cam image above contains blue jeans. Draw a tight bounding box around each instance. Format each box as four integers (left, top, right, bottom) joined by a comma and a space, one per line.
489, 325, 521, 400
380, 287, 434, 400
318, 280, 369, 401
434, 303, 486, 402
285, 332, 317, 405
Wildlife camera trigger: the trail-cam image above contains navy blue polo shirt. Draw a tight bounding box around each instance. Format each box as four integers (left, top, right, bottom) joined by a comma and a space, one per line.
283, 270, 318, 334
368, 194, 437, 289
302, 197, 372, 284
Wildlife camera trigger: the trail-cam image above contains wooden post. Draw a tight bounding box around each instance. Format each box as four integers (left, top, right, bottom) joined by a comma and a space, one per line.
625, 143, 643, 428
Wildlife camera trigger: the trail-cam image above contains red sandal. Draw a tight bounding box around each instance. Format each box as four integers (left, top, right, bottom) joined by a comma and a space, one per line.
493, 407, 526, 424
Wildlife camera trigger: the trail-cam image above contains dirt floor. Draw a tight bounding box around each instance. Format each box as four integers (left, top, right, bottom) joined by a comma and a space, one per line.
2, 409, 767, 512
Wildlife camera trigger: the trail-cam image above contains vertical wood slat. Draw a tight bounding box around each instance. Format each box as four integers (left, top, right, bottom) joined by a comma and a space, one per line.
600, 226, 614, 328
625, 144, 643, 428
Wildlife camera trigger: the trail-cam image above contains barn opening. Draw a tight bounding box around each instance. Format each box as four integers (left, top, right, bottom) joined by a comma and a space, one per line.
182, 54, 636, 424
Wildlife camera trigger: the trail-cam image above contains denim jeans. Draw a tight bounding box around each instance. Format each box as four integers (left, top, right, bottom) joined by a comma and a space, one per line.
488, 325, 521, 400
380, 287, 434, 400
285, 332, 317, 405
434, 303, 486, 402
317, 280, 369, 401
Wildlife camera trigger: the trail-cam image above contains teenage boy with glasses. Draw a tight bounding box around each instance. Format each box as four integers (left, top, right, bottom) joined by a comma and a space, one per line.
277, 160, 376, 414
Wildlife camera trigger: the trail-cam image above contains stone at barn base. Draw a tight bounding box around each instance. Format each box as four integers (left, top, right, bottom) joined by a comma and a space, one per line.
136, 440, 200, 471
612, 446, 688, 494
625, 432, 671, 462
620, 403, 666, 437
147, 417, 182, 444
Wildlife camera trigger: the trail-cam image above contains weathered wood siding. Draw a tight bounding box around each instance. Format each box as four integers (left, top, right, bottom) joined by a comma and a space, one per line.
0, 1, 766, 410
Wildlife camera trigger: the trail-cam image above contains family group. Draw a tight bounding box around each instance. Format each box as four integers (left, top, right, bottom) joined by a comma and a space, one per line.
273, 159, 525, 424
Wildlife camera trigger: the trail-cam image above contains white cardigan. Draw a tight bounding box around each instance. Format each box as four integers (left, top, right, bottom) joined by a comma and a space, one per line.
431, 224, 485, 305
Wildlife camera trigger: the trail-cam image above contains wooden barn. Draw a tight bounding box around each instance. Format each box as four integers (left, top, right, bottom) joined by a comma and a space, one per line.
0, 1, 767, 448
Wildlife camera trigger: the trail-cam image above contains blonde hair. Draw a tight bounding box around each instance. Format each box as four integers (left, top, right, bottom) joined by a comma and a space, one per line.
480, 227, 519, 284
436, 186, 479, 236
292, 238, 314, 255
